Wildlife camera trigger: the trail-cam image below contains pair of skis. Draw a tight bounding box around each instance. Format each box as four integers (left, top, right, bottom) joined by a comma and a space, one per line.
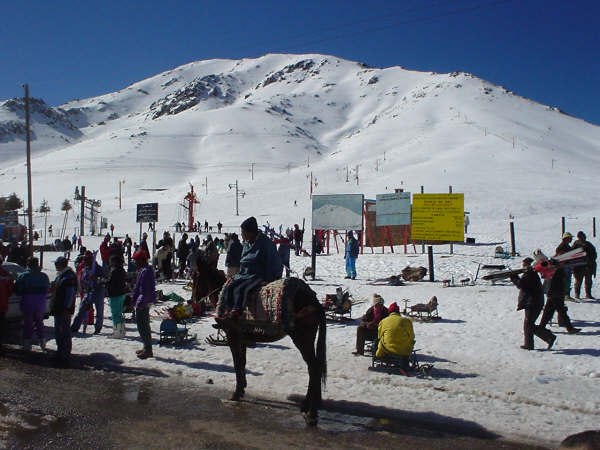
482, 247, 587, 281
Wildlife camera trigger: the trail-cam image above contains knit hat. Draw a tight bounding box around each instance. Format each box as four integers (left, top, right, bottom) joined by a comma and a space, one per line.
388, 302, 399, 313
372, 293, 384, 305
132, 249, 148, 261
241, 216, 258, 233
577, 231, 586, 240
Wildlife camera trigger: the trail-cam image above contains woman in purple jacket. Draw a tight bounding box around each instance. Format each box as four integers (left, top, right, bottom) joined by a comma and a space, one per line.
15, 257, 50, 351
132, 250, 156, 359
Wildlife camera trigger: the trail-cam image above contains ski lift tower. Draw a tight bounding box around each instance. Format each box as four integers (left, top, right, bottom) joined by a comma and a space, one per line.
183, 183, 200, 231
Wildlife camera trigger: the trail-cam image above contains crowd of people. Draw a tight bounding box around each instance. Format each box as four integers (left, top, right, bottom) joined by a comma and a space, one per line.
1, 218, 596, 372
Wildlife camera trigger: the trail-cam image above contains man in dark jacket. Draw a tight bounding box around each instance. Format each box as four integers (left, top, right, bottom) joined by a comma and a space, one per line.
556, 232, 574, 301
177, 234, 190, 278
221, 217, 282, 318
52, 256, 77, 363
225, 233, 243, 278
510, 257, 556, 350
572, 231, 597, 299
293, 224, 303, 256
345, 231, 360, 280
538, 264, 580, 334
353, 293, 388, 355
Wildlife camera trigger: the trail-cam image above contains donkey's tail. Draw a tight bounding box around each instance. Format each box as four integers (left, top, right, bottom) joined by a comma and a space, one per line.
315, 299, 327, 387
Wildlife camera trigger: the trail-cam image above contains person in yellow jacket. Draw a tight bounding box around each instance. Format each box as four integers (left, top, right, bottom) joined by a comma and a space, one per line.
376, 302, 415, 361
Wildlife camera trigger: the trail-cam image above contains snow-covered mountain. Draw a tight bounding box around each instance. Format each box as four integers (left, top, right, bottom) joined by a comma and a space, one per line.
1, 53, 599, 242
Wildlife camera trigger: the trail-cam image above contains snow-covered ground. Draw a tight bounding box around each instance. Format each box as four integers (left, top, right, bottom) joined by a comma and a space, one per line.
2, 53, 600, 446
34, 232, 599, 448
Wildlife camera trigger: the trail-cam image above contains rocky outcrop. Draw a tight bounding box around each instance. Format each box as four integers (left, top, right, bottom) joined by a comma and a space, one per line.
149, 74, 237, 119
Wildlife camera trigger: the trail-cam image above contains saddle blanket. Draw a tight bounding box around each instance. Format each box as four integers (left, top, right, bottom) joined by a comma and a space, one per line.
217, 277, 305, 334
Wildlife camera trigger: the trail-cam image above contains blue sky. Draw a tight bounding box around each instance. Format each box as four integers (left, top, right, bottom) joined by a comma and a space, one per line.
2, 0, 599, 124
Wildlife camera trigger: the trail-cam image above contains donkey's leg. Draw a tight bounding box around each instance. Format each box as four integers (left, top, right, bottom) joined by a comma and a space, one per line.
228, 331, 246, 400
290, 325, 320, 425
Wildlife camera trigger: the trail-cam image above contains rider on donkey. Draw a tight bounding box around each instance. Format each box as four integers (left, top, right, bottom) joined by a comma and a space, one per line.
221, 216, 283, 319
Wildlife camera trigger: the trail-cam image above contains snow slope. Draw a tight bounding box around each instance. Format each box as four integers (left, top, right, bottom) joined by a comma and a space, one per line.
1, 53, 600, 445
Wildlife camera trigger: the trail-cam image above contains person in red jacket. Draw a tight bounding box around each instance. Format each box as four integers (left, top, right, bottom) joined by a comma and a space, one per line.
99, 234, 111, 271
0, 255, 15, 353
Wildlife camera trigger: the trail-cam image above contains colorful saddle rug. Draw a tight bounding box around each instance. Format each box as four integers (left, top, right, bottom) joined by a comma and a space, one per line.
217, 277, 311, 337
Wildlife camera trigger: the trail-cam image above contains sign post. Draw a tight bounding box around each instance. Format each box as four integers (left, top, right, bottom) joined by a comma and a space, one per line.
136, 202, 159, 248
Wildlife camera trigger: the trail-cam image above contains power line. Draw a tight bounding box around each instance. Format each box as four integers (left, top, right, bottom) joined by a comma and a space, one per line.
269, 0, 515, 55
231, 0, 452, 53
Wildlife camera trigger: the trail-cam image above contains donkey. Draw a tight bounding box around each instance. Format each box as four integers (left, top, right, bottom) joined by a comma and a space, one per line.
194, 261, 327, 425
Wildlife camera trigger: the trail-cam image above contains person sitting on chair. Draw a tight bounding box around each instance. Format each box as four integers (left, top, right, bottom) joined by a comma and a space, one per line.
221, 217, 282, 319
324, 287, 349, 313
375, 302, 415, 366
353, 293, 388, 355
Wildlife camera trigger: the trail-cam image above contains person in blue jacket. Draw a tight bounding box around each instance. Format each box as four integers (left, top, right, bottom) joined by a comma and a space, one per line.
345, 231, 360, 280
221, 217, 282, 318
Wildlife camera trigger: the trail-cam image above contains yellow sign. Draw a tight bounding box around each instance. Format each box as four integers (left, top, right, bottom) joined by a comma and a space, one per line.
411, 194, 464, 242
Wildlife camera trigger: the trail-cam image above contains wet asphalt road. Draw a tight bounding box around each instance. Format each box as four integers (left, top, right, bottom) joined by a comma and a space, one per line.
0, 348, 549, 449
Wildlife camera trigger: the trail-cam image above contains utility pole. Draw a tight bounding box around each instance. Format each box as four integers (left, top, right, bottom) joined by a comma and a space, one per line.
119, 179, 125, 209
202, 176, 208, 194
228, 180, 245, 216
250, 163, 254, 180
355, 164, 359, 185
75, 186, 86, 235
24, 84, 34, 257
375, 159, 379, 172
346, 165, 349, 182
307, 152, 310, 168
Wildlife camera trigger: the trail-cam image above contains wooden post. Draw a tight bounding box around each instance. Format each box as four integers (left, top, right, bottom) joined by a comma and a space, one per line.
333, 230, 339, 254
403, 225, 408, 254
386, 226, 394, 253
311, 230, 316, 280
152, 224, 156, 257
593, 217, 596, 238
380, 227, 385, 254
428, 246, 434, 282
139, 222, 142, 244
449, 185, 454, 255
510, 222, 516, 256
326, 230, 330, 255
421, 185, 425, 254
561, 217, 566, 235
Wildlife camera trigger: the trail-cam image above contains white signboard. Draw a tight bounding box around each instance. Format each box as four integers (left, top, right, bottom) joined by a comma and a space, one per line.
311, 194, 364, 230
375, 192, 411, 226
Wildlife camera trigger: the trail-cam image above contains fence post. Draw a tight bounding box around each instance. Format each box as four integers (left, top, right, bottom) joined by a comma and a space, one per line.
561, 217, 566, 235
421, 185, 425, 254
593, 217, 596, 238
311, 230, 316, 280
510, 222, 516, 256
428, 246, 435, 282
